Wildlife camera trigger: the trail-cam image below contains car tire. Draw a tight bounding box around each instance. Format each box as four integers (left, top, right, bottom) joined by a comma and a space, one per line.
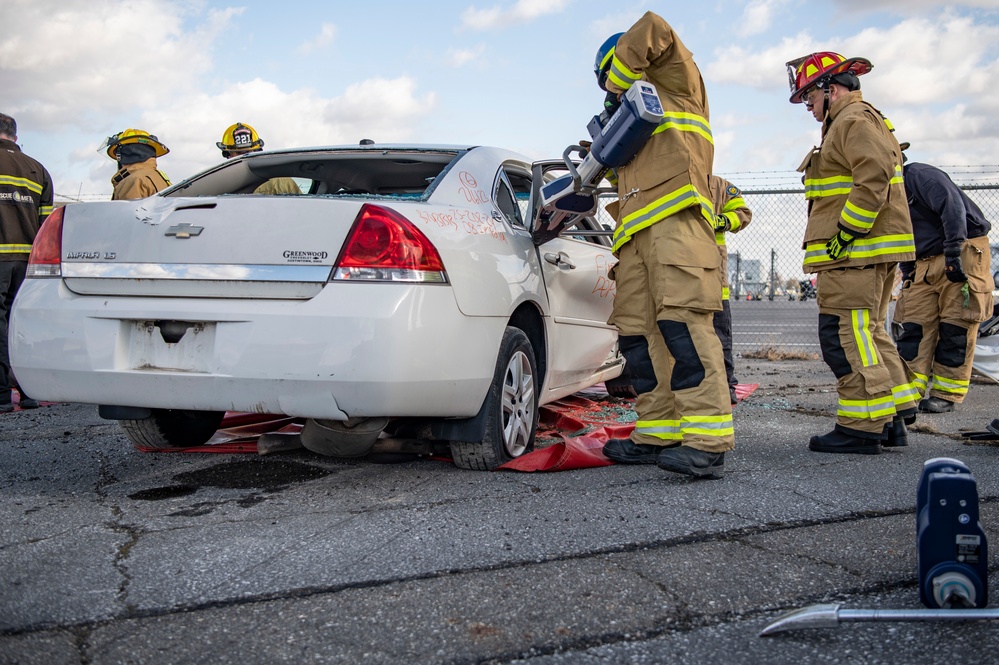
300, 417, 389, 458
119, 409, 226, 449
450, 327, 537, 471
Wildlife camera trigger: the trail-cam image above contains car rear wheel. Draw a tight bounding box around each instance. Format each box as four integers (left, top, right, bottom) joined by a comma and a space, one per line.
450, 327, 537, 471
119, 409, 226, 449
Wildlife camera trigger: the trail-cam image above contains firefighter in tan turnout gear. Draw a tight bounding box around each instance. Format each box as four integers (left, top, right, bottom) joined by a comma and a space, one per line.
709, 175, 752, 405
217, 123, 300, 196
103, 129, 171, 201
597, 12, 733, 479
787, 51, 918, 454
893, 154, 994, 414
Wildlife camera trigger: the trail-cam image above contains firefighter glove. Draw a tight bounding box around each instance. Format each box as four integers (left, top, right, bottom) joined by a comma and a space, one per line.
714, 214, 731, 233
899, 261, 915, 284
825, 230, 855, 260
604, 91, 622, 117
943, 250, 967, 283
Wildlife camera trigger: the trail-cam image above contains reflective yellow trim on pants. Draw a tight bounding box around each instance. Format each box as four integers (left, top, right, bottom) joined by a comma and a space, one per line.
851, 309, 878, 367
635, 419, 682, 441
931, 375, 970, 395
912, 372, 928, 396
837, 395, 896, 419
892, 382, 920, 407
680, 414, 734, 438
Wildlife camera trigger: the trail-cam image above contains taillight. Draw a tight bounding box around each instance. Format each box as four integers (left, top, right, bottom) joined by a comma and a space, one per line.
26, 206, 64, 278
333, 204, 447, 283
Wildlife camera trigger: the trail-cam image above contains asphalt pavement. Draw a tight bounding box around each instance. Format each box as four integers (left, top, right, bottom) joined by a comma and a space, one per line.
2, 355, 999, 665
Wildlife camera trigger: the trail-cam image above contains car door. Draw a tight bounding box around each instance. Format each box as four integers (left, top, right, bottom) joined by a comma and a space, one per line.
524, 161, 620, 389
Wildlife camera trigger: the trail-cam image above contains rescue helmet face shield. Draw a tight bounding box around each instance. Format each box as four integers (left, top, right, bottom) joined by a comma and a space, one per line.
100, 128, 169, 160
594, 32, 624, 91
217, 122, 265, 159
786, 51, 872, 104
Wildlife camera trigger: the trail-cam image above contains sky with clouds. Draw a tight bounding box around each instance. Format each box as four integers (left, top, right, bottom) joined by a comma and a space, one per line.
3, 0, 999, 201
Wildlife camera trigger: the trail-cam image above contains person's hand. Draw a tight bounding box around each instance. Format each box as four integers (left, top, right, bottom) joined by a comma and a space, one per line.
604, 91, 621, 116
944, 250, 967, 283
713, 214, 731, 233
825, 230, 855, 260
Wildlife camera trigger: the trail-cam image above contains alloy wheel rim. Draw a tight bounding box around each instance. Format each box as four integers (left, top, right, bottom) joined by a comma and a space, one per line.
501, 349, 535, 457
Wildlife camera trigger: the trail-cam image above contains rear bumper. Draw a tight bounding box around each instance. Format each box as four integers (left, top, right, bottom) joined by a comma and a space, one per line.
11, 280, 502, 419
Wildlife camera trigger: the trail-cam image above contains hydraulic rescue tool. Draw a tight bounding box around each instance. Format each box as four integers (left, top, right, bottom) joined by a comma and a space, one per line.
760, 457, 997, 636
534, 81, 664, 241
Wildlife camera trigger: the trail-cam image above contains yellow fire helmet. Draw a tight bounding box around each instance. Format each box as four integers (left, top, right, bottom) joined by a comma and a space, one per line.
101, 129, 169, 160
217, 122, 265, 158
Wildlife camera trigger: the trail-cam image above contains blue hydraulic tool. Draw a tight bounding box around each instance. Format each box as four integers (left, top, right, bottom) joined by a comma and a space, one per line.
759, 457, 995, 636
535, 81, 664, 240
916, 457, 988, 609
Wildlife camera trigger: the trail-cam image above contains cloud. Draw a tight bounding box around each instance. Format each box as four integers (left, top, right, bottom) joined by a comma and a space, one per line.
72, 76, 437, 197
447, 45, 486, 67
298, 23, 337, 55
741, 0, 792, 36
0, 0, 240, 130
461, 0, 571, 31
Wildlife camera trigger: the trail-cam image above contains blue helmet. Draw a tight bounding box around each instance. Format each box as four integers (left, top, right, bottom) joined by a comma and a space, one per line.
594, 32, 624, 89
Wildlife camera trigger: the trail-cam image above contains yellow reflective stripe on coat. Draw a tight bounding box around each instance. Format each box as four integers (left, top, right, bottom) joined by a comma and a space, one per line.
931, 375, 970, 395
635, 419, 682, 441
652, 113, 714, 144
842, 200, 878, 231
890, 164, 903, 185
803, 234, 916, 266
912, 372, 928, 396
721, 286, 730, 300
851, 309, 878, 367
607, 54, 641, 90
612, 185, 714, 252
681, 414, 734, 438
805, 175, 853, 199
0, 174, 44, 194
892, 382, 920, 407
837, 395, 895, 419
0, 243, 33, 253
38, 205, 53, 217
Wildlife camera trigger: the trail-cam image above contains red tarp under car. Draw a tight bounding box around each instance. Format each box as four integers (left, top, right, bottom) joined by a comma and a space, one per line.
122, 383, 760, 472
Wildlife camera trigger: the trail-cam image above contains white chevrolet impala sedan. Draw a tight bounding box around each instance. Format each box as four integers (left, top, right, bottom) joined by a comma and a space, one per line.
11, 144, 622, 469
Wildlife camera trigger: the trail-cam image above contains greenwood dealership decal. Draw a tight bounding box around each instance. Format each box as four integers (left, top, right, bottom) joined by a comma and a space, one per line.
283, 250, 328, 264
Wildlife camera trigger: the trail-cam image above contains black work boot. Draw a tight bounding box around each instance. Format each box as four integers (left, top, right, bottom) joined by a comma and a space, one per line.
919, 396, 956, 413
883, 416, 908, 448
729, 386, 739, 405
656, 446, 725, 479
603, 439, 663, 464
809, 426, 883, 455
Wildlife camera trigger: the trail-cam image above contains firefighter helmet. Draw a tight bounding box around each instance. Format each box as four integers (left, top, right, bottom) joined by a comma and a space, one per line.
594, 32, 624, 90
786, 51, 872, 104
217, 122, 265, 158
102, 129, 169, 160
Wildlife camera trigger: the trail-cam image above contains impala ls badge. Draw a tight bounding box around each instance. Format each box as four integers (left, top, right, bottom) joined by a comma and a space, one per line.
165, 223, 204, 239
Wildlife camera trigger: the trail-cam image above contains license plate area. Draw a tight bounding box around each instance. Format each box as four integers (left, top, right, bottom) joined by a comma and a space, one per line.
125, 320, 217, 372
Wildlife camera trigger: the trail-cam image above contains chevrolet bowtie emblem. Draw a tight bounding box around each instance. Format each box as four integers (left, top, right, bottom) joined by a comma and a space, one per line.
165, 223, 204, 239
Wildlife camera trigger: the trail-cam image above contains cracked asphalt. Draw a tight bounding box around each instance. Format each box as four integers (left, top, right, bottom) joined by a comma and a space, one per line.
2, 357, 999, 664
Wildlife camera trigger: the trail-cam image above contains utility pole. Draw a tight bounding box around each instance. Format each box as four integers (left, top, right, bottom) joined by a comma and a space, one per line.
769, 249, 776, 301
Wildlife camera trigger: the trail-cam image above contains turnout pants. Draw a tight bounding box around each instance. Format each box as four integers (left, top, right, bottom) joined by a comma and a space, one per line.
712, 300, 737, 387
816, 263, 919, 438
609, 213, 734, 454
894, 236, 995, 404
0, 261, 27, 404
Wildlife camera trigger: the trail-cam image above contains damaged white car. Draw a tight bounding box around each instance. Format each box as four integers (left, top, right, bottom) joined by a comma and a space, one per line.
11, 144, 622, 469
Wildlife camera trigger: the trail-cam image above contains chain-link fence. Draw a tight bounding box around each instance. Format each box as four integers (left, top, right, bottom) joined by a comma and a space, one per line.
597, 178, 999, 355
